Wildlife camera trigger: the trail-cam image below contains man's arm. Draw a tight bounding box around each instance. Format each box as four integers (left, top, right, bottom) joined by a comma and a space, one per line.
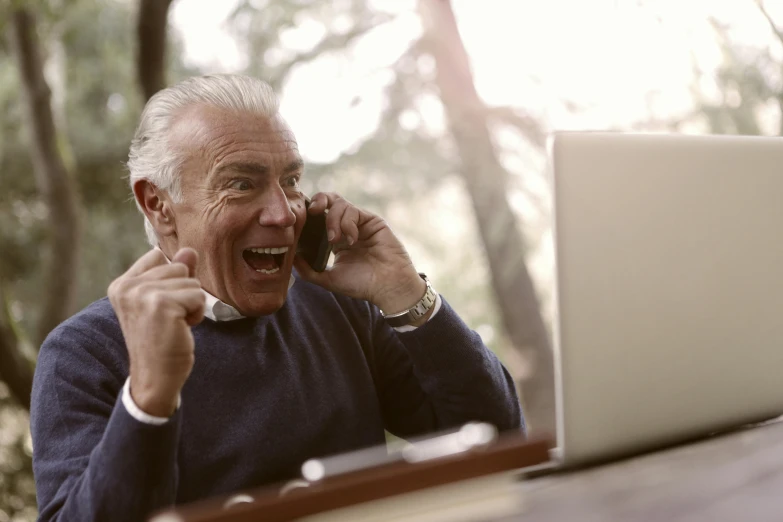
33, 247, 204, 521
31, 323, 181, 522
293, 192, 524, 438
368, 296, 525, 438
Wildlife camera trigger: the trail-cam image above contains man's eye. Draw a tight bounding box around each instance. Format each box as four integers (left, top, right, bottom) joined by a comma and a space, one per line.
284, 177, 300, 189
230, 179, 252, 191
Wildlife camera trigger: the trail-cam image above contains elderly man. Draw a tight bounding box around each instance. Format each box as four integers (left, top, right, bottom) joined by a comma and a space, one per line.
30, 74, 524, 521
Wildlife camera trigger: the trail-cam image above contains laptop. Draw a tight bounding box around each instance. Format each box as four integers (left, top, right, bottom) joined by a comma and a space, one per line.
540, 131, 783, 471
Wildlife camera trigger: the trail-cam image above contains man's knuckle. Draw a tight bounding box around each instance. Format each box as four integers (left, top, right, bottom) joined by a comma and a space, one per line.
107, 279, 119, 298
111, 278, 138, 305
127, 283, 145, 300
146, 291, 167, 310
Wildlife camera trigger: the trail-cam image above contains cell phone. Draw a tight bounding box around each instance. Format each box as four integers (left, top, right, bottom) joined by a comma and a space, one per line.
297, 195, 332, 272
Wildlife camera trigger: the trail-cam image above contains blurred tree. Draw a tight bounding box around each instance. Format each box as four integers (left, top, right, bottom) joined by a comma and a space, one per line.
137, 0, 174, 101
228, 0, 395, 93
686, 2, 783, 136
1, 4, 82, 520
419, 0, 553, 436
0, 383, 37, 522
755, 0, 783, 134
2, 6, 80, 408
0, 0, 188, 517
0, 283, 33, 409
0, 0, 192, 410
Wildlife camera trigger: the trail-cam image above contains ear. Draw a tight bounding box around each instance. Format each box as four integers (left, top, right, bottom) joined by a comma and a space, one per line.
133, 179, 177, 239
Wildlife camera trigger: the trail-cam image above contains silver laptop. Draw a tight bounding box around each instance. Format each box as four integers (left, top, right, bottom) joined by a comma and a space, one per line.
544, 131, 783, 470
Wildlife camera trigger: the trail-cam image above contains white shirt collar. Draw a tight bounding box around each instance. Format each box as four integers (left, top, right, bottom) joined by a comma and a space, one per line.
203, 291, 245, 322
153, 247, 295, 322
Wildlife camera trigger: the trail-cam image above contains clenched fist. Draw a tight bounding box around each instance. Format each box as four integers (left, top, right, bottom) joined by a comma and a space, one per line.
108, 248, 205, 417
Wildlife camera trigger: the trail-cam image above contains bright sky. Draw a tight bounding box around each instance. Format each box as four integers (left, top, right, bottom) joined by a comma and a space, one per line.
170, 0, 782, 161
169, 0, 782, 306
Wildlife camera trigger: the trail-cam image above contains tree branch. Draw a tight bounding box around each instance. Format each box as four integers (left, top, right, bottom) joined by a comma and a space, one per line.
486, 106, 547, 151
0, 284, 34, 411
266, 14, 393, 91
755, 0, 783, 48
757, 0, 783, 135
8, 8, 81, 346
137, 0, 174, 101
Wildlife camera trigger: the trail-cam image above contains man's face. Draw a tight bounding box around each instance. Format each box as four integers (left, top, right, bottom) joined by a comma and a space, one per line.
164, 104, 306, 316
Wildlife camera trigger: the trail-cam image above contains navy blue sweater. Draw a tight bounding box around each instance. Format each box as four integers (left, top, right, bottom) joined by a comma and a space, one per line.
30, 278, 524, 521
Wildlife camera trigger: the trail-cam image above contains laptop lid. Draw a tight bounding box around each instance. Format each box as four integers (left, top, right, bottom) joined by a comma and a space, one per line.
550, 132, 783, 467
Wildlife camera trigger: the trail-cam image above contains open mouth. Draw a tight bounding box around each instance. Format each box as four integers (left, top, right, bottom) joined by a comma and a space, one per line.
242, 246, 288, 275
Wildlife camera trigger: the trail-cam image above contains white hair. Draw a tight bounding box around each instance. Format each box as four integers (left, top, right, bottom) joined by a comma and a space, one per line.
127, 74, 281, 245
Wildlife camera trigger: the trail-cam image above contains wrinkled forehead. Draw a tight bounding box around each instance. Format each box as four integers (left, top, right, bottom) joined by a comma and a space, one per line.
168, 103, 299, 159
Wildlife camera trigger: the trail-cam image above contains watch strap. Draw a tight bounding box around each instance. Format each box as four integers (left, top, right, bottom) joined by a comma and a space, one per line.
381, 273, 438, 327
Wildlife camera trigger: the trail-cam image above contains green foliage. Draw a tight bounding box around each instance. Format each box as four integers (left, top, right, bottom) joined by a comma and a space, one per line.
0, 0, 197, 518
0, 0, 199, 333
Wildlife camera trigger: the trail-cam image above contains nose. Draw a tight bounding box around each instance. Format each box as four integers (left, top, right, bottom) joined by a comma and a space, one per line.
257, 186, 297, 228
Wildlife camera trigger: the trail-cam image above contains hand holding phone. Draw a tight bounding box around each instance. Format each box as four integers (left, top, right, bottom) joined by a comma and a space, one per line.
296, 195, 332, 272
293, 192, 425, 319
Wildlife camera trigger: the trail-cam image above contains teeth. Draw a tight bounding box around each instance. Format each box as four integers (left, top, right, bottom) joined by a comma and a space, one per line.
255, 267, 280, 274
249, 246, 289, 255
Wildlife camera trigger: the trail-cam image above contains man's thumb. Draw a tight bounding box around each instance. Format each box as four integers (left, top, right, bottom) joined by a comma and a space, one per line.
172, 247, 198, 277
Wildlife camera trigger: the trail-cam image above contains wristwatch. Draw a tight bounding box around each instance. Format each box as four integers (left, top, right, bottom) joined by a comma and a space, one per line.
381, 273, 438, 327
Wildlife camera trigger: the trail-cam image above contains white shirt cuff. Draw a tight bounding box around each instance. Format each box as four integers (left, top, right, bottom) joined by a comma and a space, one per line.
392, 294, 443, 333
121, 378, 180, 425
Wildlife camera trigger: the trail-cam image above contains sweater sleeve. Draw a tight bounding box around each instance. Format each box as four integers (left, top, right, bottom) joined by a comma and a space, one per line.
370, 296, 525, 438
30, 323, 181, 522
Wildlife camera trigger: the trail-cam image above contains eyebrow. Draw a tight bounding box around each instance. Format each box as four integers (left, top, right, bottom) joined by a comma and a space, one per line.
215, 159, 304, 177
284, 159, 305, 174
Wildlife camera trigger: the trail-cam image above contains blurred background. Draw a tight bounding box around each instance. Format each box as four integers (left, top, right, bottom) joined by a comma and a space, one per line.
1, 0, 782, 519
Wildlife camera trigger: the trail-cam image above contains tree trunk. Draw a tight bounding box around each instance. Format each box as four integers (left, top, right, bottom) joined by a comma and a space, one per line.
8, 9, 82, 349
137, 0, 174, 101
420, 0, 556, 437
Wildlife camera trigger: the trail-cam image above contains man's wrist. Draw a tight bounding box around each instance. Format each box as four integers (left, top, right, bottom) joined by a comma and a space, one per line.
373, 272, 427, 315
128, 376, 180, 418
393, 293, 443, 332
122, 378, 180, 425
378, 273, 438, 328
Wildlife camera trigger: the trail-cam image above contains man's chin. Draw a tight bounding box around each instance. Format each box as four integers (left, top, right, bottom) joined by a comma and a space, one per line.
232, 291, 289, 317
230, 263, 293, 316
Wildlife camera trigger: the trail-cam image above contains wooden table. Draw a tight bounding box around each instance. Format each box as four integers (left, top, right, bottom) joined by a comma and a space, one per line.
504, 418, 783, 521
153, 421, 783, 521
